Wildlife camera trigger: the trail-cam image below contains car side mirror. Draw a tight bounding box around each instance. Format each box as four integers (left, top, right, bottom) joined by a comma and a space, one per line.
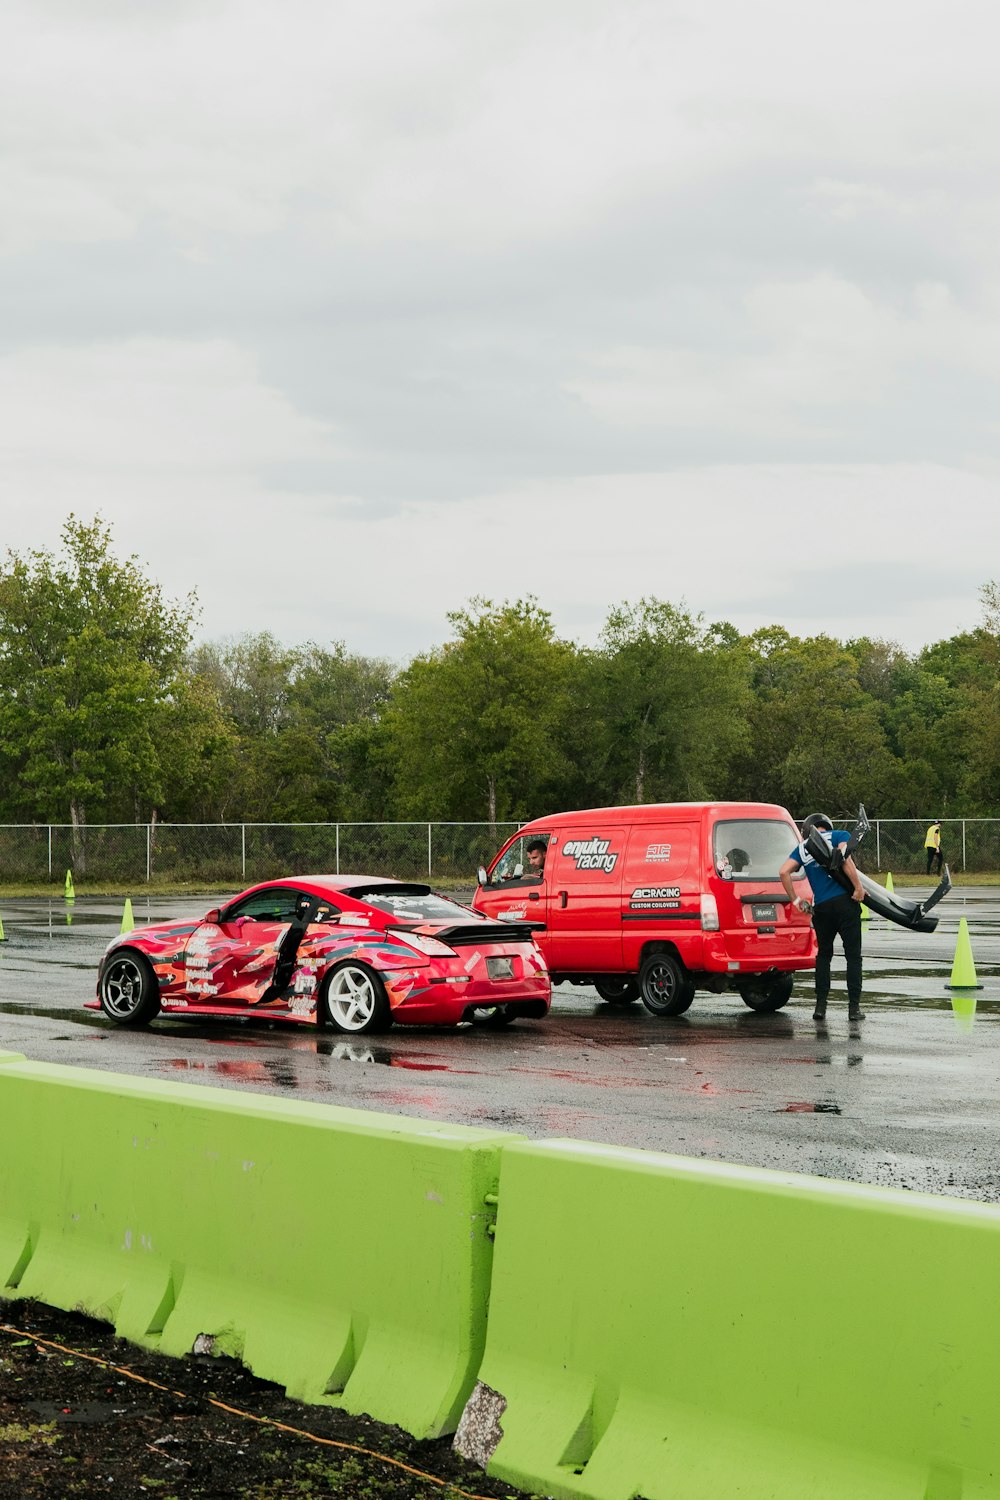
204, 907, 222, 924
477, 865, 489, 886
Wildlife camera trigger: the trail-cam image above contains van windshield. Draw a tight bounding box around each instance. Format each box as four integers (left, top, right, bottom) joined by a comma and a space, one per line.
713, 819, 803, 882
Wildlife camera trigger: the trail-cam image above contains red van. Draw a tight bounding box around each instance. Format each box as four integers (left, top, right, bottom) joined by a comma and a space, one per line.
472, 802, 817, 1015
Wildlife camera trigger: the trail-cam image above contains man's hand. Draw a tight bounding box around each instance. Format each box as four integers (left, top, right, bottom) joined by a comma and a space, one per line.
793, 896, 812, 913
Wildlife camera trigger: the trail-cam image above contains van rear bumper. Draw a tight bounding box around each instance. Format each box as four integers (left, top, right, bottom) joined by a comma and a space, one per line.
703, 930, 816, 974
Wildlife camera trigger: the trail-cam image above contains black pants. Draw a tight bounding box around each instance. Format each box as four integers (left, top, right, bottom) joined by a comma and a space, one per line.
926, 848, 942, 875
812, 894, 863, 1003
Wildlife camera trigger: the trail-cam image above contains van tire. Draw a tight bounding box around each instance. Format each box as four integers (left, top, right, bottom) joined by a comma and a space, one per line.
594, 978, 639, 1005
738, 974, 795, 1012
639, 954, 695, 1016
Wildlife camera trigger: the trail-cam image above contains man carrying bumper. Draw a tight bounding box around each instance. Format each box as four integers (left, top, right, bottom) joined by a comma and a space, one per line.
780, 813, 866, 1023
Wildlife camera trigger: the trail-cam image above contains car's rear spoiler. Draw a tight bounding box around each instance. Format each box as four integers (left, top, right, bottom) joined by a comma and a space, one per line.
804, 803, 952, 933
430, 921, 544, 947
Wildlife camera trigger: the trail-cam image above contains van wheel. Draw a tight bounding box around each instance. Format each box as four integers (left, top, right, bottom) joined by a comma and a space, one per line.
738, 974, 794, 1012
639, 954, 695, 1016
594, 978, 639, 1005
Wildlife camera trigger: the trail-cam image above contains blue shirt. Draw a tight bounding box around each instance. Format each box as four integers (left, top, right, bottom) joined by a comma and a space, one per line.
788, 829, 852, 905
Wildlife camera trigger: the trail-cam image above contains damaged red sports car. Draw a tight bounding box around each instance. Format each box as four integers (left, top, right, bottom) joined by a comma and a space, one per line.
90, 876, 550, 1034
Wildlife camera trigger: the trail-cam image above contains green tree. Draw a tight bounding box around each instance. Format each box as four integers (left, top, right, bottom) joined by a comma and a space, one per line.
385, 598, 576, 824
596, 600, 750, 803
732, 631, 896, 816
0, 515, 202, 859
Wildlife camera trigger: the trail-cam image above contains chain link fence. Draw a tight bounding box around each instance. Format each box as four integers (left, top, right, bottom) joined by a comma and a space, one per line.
0, 823, 520, 887
831, 819, 1000, 876
0, 817, 997, 887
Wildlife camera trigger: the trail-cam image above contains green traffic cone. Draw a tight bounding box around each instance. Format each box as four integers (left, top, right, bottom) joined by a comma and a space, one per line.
884, 871, 894, 895
860, 901, 871, 922
945, 916, 983, 990
121, 897, 135, 934
0, 914, 6, 942
64, 869, 75, 901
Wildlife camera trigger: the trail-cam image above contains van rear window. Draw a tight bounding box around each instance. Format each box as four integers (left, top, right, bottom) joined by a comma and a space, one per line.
713, 819, 802, 881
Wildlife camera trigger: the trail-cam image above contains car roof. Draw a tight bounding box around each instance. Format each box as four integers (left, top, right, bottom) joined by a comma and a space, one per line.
262, 875, 405, 896
518, 802, 794, 829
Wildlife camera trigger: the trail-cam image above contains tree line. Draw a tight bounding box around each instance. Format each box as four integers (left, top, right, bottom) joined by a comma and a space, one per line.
1, 516, 998, 830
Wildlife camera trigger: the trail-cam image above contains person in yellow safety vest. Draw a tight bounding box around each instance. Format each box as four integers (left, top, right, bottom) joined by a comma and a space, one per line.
924, 820, 943, 877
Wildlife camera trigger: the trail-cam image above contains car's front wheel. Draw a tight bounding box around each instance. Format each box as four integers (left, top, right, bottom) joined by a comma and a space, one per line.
639, 953, 695, 1016
471, 1004, 516, 1027
99, 950, 161, 1027
321, 962, 392, 1034
738, 974, 795, 1012
594, 977, 639, 1005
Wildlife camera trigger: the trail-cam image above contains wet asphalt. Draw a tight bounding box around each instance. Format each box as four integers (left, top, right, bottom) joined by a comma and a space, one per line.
1, 889, 999, 1203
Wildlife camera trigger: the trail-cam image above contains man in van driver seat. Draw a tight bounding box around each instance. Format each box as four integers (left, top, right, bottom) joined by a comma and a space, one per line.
780, 813, 865, 1024
525, 838, 547, 878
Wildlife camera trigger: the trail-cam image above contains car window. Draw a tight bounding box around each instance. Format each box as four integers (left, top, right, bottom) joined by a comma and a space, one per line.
344, 884, 477, 924
713, 819, 805, 881
490, 835, 550, 883
225, 888, 305, 923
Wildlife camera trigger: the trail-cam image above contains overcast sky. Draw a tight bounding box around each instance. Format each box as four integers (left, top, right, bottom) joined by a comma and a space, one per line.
2, 0, 998, 661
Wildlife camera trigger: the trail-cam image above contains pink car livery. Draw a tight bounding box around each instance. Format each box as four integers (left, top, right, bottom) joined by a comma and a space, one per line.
91, 876, 549, 1035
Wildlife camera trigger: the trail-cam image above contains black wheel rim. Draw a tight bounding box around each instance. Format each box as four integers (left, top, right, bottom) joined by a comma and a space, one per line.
102, 956, 145, 1017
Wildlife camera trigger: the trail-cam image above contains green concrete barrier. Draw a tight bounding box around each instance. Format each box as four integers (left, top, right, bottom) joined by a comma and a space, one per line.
0, 1052, 25, 1065
0, 1059, 510, 1437
457, 1140, 1000, 1499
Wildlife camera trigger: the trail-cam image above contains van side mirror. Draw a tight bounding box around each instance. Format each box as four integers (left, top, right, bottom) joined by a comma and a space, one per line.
477, 866, 489, 886
205, 908, 222, 924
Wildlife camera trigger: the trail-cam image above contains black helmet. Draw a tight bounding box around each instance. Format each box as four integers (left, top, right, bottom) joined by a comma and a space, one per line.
801, 812, 834, 838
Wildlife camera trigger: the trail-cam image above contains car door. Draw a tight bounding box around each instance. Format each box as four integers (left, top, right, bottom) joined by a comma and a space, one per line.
183, 886, 306, 1006
545, 825, 626, 973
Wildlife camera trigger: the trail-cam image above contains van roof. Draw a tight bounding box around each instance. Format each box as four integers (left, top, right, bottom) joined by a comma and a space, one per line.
519, 801, 794, 830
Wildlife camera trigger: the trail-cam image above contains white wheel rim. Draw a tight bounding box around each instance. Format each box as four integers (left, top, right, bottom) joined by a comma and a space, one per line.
102, 957, 144, 1017
328, 966, 377, 1031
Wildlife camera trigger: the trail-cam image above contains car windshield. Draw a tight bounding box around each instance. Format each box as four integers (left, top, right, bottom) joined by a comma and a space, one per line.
343, 884, 478, 925
713, 819, 805, 881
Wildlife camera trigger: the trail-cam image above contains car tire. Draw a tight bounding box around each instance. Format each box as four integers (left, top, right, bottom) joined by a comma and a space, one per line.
99, 950, 161, 1027
471, 1004, 517, 1028
594, 977, 639, 1005
738, 974, 795, 1012
321, 962, 392, 1034
639, 953, 695, 1016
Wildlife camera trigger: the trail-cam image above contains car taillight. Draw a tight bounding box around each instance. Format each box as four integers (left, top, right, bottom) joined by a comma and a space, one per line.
700, 894, 720, 932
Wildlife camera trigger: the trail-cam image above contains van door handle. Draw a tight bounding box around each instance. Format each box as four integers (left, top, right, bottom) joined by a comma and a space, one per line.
528, 891, 540, 901
558, 890, 568, 908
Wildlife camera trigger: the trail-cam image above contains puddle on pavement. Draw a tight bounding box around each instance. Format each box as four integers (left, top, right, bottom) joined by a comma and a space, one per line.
781, 1101, 843, 1113
0, 1002, 110, 1030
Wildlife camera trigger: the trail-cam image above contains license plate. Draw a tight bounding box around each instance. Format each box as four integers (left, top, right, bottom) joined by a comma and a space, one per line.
751, 904, 777, 922
486, 956, 514, 980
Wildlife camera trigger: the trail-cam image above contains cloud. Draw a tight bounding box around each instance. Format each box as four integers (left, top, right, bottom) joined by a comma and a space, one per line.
566, 275, 1000, 440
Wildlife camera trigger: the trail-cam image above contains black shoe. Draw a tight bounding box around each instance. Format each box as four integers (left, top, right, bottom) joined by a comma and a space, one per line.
848, 1004, 865, 1021
812, 1005, 827, 1021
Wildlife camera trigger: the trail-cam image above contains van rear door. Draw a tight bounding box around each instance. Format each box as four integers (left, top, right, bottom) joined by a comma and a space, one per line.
710, 815, 813, 967
545, 825, 626, 972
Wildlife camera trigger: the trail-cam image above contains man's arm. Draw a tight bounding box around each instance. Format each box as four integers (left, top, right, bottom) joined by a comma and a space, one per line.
780, 857, 811, 911
843, 854, 864, 901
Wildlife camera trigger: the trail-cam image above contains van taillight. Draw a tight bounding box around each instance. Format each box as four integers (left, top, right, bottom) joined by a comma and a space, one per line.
700, 894, 720, 932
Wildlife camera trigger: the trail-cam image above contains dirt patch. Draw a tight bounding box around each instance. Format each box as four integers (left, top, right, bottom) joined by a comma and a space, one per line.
0, 1300, 529, 1499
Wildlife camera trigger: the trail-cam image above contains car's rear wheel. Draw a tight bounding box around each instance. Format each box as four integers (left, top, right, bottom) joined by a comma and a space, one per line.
321, 962, 392, 1034
639, 953, 695, 1016
738, 974, 795, 1012
471, 1004, 516, 1028
99, 950, 161, 1027
594, 977, 639, 1005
